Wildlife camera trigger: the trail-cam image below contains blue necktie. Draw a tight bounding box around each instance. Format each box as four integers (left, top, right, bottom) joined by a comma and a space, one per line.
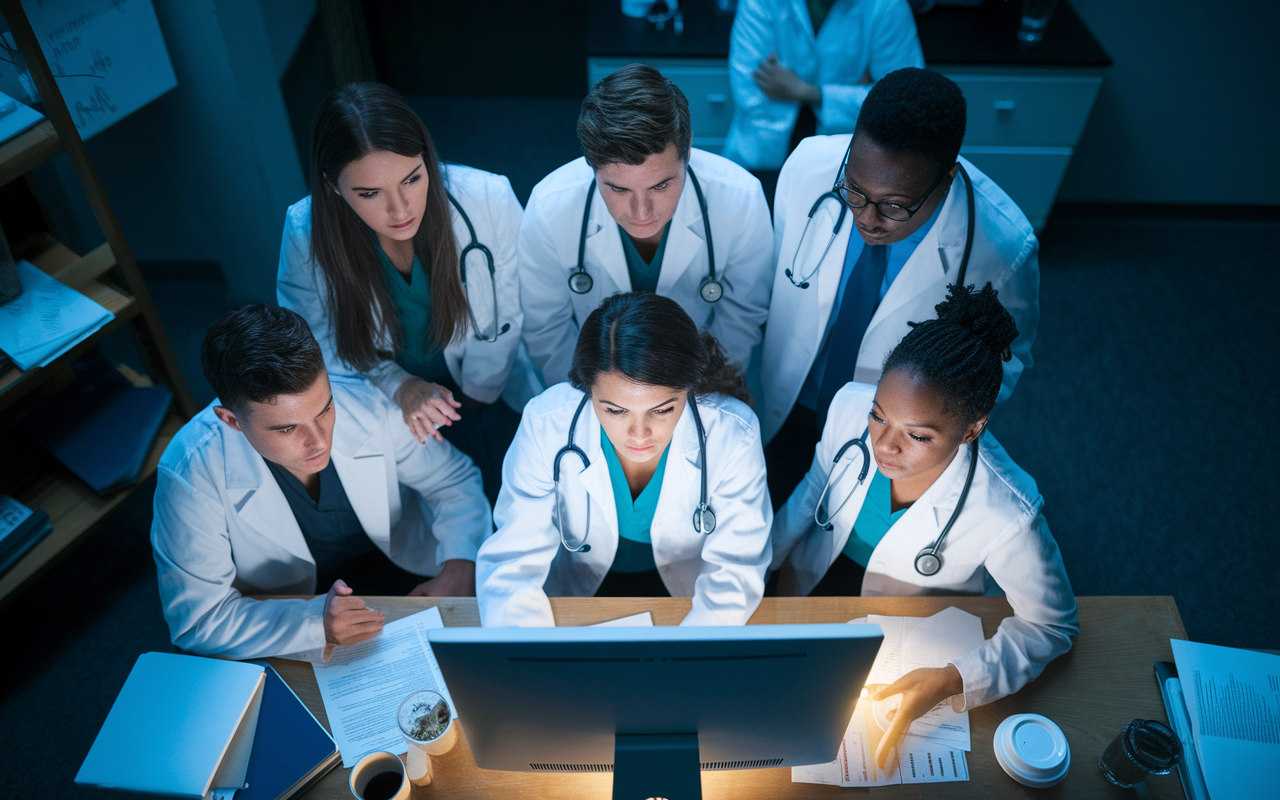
815, 243, 887, 430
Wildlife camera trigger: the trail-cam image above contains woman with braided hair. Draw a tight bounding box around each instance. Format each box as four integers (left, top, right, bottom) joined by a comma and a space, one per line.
771, 282, 1077, 772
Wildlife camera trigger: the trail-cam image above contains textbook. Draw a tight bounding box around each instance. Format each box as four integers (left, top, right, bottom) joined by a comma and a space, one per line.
0, 496, 52, 578
240, 662, 340, 800
76, 653, 266, 799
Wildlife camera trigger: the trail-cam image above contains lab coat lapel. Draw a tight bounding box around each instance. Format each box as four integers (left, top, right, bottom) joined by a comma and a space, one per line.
812, 199, 855, 349
584, 188, 631, 293
786, 0, 817, 47
223, 431, 313, 565
655, 177, 702, 296
871, 441, 971, 560
651, 406, 701, 557
867, 181, 961, 336
328, 407, 390, 547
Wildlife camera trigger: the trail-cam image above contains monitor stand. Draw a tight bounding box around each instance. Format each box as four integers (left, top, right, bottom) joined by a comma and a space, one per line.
613, 733, 701, 800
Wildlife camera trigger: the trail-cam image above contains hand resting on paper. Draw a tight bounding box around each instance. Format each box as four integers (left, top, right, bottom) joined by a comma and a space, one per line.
394, 376, 463, 444
408, 559, 476, 598
871, 665, 964, 772
322, 579, 385, 660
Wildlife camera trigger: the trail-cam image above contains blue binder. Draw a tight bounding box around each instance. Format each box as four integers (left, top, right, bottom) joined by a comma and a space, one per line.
242, 662, 340, 800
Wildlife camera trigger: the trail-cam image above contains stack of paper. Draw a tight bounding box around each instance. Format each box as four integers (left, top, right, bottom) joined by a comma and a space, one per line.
0, 89, 43, 144
793, 606, 985, 788
313, 607, 455, 767
0, 260, 114, 370
1170, 639, 1280, 799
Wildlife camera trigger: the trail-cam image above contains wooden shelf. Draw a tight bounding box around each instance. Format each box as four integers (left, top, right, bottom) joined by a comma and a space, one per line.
0, 411, 182, 607
0, 239, 130, 412
0, 119, 61, 187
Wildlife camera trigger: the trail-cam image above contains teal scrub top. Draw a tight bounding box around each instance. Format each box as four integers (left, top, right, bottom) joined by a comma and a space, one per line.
841, 468, 908, 567
600, 428, 670, 573
374, 240, 450, 384
618, 222, 671, 294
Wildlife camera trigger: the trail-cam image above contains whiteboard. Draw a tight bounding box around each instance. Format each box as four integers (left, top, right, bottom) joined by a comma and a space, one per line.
0, 0, 177, 139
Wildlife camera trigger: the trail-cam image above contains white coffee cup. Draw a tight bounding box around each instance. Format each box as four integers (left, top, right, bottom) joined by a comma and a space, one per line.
348, 750, 409, 800
993, 713, 1071, 788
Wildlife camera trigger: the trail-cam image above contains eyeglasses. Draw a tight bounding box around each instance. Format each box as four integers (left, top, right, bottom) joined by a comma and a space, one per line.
835, 169, 948, 223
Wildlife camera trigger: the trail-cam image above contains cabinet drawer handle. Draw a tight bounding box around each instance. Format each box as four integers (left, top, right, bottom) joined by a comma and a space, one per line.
707, 93, 728, 104
994, 99, 1016, 111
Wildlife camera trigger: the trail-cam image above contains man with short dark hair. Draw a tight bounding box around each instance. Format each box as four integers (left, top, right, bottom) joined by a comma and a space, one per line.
516, 64, 774, 399
760, 68, 1040, 501
152, 304, 490, 660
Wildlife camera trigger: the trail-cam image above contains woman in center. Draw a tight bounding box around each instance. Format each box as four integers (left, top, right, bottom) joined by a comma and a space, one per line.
477, 292, 772, 627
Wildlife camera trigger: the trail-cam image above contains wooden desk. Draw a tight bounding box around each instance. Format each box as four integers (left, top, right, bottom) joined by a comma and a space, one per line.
269, 596, 1187, 799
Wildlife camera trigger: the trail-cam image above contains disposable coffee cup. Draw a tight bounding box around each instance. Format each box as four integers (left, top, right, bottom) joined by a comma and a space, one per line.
348, 750, 409, 800
398, 689, 459, 786
993, 713, 1071, 788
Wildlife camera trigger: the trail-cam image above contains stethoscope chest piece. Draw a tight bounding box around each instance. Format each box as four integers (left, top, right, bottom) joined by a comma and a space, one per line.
914, 549, 942, 576
568, 269, 594, 295
692, 504, 716, 536
699, 277, 724, 303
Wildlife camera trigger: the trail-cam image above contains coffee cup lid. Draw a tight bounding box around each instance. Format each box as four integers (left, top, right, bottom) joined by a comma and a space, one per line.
993, 713, 1071, 788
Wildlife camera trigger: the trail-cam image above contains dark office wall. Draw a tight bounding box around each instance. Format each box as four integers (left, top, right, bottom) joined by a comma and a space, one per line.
362, 0, 589, 98
1059, 0, 1280, 205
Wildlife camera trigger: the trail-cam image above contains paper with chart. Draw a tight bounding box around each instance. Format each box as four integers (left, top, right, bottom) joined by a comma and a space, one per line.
792, 606, 984, 787
0, 0, 177, 139
1171, 639, 1280, 800
313, 607, 454, 768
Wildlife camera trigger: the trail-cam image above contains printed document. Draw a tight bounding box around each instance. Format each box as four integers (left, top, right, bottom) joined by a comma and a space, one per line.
313, 607, 453, 767
1171, 639, 1280, 799
792, 606, 984, 787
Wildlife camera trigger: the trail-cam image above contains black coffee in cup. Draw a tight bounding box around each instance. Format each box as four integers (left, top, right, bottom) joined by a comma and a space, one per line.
360, 770, 403, 800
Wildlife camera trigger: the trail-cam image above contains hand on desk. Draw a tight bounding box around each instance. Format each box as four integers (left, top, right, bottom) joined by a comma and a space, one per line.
871, 665, 964, 772
408, 559, 476, 598
322, 579, 386, 661
395, 376, 463, 444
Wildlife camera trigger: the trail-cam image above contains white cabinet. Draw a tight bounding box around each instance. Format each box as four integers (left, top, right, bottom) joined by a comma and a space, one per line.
586, 57, 1103, 230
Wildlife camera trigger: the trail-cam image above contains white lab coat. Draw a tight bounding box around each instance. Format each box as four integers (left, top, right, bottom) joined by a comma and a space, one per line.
722, 0, 924, 170
151, 376, 492, 661
277, 163, 540, 410
516, 150, 774, 403
773, 382, 1078, 710
476, 383, 773, 628
760, 136, 1040, 442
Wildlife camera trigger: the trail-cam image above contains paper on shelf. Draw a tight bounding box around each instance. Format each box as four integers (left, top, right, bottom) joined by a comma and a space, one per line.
0, 260, 113, 370
0, 88, 43, 145
1171, 639, 1280, 800
312, 607, 453, 768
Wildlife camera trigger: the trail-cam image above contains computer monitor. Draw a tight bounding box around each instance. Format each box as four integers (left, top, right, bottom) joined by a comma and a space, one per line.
427, 623, 883, 800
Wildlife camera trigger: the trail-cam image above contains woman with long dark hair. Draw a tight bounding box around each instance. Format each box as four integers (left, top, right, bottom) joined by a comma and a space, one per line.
772, 283, 1077, 772
278, 82, 531, 502
476, 292, 772, 627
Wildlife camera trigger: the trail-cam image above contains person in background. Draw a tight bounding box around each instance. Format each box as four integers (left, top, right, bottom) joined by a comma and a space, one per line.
517, 64, 773, 405
760, 67, 1039, 505
477, 293, 772, 628
722, 0, 924, 181
152, 305, 491, 660
278, 82, 533, 504
771, 283, 1076, 771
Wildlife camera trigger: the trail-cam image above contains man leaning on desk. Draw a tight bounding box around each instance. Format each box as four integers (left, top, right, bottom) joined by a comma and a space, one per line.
151, 304, 492, 661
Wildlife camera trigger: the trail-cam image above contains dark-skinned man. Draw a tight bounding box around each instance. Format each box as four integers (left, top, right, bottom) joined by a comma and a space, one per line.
759, 68, 1040, 504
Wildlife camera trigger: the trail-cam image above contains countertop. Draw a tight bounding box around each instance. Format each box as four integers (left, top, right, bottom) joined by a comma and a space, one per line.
588, 0, 1111, 67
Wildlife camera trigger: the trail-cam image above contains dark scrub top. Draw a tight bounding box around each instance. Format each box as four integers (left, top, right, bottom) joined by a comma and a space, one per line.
618, 222, 671, 294
841, 468, 908, 567
600, 428, 671, 574
266, 459, 374, 577
374, 240, 451, 385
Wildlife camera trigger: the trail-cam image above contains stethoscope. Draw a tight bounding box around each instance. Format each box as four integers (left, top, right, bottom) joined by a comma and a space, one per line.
813, 418, 979, 577
552, 392, 716, 554
446, 190, 510, 342
785, 142, 975, 292
568, 166, 724, 304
